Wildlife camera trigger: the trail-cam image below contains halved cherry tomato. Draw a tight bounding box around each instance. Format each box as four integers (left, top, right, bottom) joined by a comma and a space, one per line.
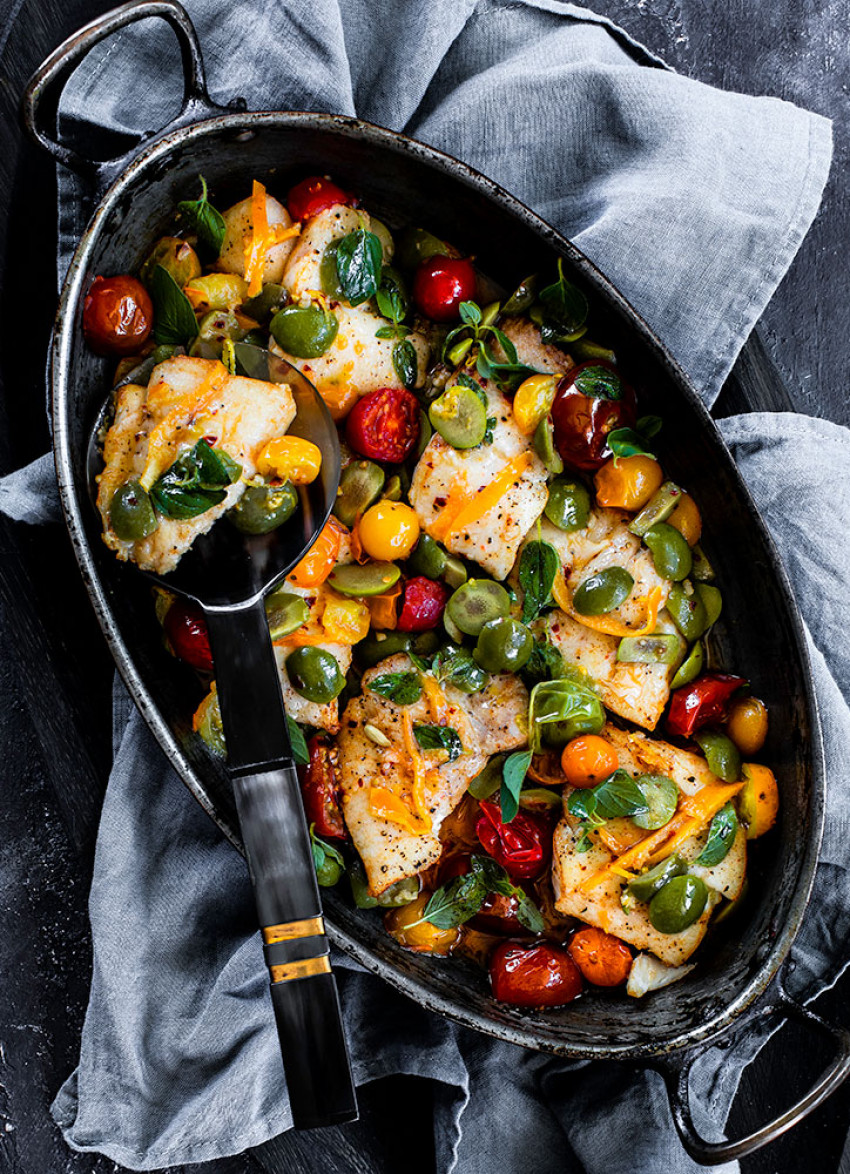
163, 598, 213, 672
550, 361, 636, 471
412, 255, 477, 321
568, 926, 633, 986
300, 735, 346, 839
667, 672, 747, 739
287, 176, 353, 222
346, 388, 420, 462
490, 941, 583, 1007
561, 734, 619, 788
287, 517, 344, 588
397, 576, 450, 632
476, 800, 550, 881
83, 274, 153, 356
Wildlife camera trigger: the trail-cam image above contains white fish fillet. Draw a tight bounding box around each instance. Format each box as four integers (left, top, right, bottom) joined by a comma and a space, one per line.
216, 192, 297, 284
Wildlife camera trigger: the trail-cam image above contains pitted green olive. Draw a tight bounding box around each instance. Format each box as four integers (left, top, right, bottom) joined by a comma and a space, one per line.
354, 629, 440, 669
667, 581, 709, 641
429, 385, 487, 449
229, 482, 298, 534
109, 480, 158, 541
572, 566, 634, 616
285, 646, 345, 704
198, 309, 246, 344
649, 875, 708, 934
447, 579, 511, 636
264, 590, 310, 641
333, 460, 385, 529
533, 415, 564, 475
396, 226, 449, 271
271, 304, 339, 358
473, 617, 534, 673
626, 853, 687, 903
140, 236, 201, 290
670, 640, 704, 689
643, 523, 693, 581
694, 730, 741, 782
241, 283, 288, 324
545, 478, 591, 531
407, 534, 447, 580
632, 774, 679, 830
695, 582, 722, 628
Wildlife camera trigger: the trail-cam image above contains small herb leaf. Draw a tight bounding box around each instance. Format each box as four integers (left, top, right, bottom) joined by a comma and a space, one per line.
177, 176, 226, 255
500, 749, 533, 823
335, 228, 383, 306
573, 365, 623, 401
287, 716, 310, 765
422, 870, 487, 928
695, 802, 738, 867
369, 671, 422, 706
414, 724, 463, 762
150, 439, 241, 519
151, 264, 200, 346
537, 259, 589, 342
392, 338, 418, 389
519, 540, 559, 623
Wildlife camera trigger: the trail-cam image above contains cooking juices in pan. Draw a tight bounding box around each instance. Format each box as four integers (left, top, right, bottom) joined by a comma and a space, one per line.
90, 172, 779, 1009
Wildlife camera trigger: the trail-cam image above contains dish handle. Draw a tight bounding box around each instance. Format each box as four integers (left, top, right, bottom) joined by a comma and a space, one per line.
651, 978, 850, 1165
21, 0, 233, 187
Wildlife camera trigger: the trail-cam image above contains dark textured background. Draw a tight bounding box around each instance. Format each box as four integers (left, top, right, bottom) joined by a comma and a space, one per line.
1, 2, 848, 1172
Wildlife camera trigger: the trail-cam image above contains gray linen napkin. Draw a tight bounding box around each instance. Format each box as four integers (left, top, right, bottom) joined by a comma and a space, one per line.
2, 1, 846, 1169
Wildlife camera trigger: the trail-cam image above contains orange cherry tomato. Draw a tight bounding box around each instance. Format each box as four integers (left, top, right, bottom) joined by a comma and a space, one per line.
668, 493, 702, 545
594, 454, 663, 511
726, 696, 768, 756
83, 274, 153, 355
287, 517, 344, 588
561, 734, 619, 788
568, 926, 633, 987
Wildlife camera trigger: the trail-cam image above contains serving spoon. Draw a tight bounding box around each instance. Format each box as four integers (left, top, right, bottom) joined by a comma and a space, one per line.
87, 342, 357, 1129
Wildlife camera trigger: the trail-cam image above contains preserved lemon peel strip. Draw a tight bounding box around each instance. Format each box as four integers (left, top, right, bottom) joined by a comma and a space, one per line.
422, 676, 450, 725
243, 180, 301, 297
140, 362, 230, 490
430, 452, 534, 543
367, 711, 435, 836
553, 571, 663, 638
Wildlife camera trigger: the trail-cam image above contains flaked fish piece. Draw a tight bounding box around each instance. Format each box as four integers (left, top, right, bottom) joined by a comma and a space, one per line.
500, 317, 574, 376
96, 356, 295, 575
338, 654, 528, 894
409, 372, 548, 580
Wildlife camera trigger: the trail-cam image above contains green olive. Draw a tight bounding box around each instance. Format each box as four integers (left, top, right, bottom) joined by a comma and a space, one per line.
349, 861, 378, 908
649, 875, 708, 934
229, 482, 298, 534
695, 582, 722, 628
533, 415, 564, 475
314, 849, 343, 888
407, 533, 447, 579
194, 688, 226, 756
285, 646, 345, 704
625, 853, 686, 903
572, 566, 634, 616
545, 477, 591, 531
570, 337, 617, 364
435, 644, 488, 694
667, 581, 709, 641
377, 876, 421, 907
396, 226, 449, 271
109, 480, 158, 541
140, 236, 201, 290
691, 544, 715, 582
629, 482, 683, 537
473, 617, 534, 673
333, 460, 385, 529
643, 523, 693, 581
271, 304, 339, 358
443, 555, 468, 590
150, 344, 179, 365
501, 275, 539, 317
370, 218, 395, 263
670, 640, 704, 689
429, 385, 487, 450
320, 241, 344, 299
382, 475, 402, 502
632, 774, 679, 830
327, 562, 401, 597
617, 634, 683, 665
354, 629, 440, 670
241, 282, 288, 324
447, 579, 511, 636
198, 309, 246, 344
265, 590, 310, 641
414, 410, 433, 461
694, 730, 741, 782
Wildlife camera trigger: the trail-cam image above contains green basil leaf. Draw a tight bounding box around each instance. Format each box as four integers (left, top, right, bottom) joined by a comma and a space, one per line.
287, 716, 310, 765
369, 670, 422, 706
151, 264, 200, 346
376, 267, 410, 323
375, 325, 397, 340
456, 372, 480, 394
575, 828, 594, 853
150, 439, 241, 520
636, 415, 663, 440
567, 789, 598, 822
521, 639, 565, 689
607, 427, 655, 460
514, 889, 546, 933
414, 723, 463, 761
177, 175, 226, 255
592, 770, 650, 820
573, 365, 623, 401
423, 870, 487, 928
537, 258, 589, 340
459, 300, 482, 326
518, 540, 559, 623
695, 802, 739, 867
392, 338, 418, 389
500, 748, 533, 823
490, 327, 519, 365
334, 228, 383, 306
468, 755, 506, 800
310, 827, 344, 871
482, 415, 497, 446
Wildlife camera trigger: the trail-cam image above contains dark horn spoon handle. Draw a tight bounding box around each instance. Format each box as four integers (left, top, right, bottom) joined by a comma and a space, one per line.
204, 598, 358, 1128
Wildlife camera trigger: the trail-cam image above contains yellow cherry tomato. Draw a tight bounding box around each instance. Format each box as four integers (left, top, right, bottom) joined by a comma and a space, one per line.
257, 436, 323, 485
668, 493, 702, 545
359, 500, 420, 561
513, 374, 559, 434
287, 517, 343, 588
385, 892, 461, 954
320, 590, 371, 644
738, 763, 779, 839
726, 696, 768, 756
594, 454, 664, 511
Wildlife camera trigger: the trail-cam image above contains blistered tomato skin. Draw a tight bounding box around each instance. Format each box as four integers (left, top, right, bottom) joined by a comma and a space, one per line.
287, 176, 353, 221
476, 800, 550, 881
300, 735, 347, 839
397, 576, 450, 632
346, 388, 421, 462
413, 256, 477, 321
550, 362, 636, 472
83, 274, 153, 355
490, 941, 583, 1008
472, 891, 525, 935
163, 599, 213, 673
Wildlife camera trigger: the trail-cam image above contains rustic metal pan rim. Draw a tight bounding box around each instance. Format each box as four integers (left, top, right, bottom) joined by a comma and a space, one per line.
50, 108, 825, 1062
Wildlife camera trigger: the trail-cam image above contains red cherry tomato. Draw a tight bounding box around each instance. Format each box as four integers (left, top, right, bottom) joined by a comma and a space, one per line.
287, 176, 353, 222
345, 387, 421, 462
568, 926, 633, 987
83, 274, 153, 356
490, 941, 583, 1008
476, 800, 550, 881
412, 255, 477, 321
472, 891, 525, 935
397, 576, 450, 632
667, 673, 747, 739
550, 361, 636, 471
300, 735, 347, 840
163, 599, 213, 673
